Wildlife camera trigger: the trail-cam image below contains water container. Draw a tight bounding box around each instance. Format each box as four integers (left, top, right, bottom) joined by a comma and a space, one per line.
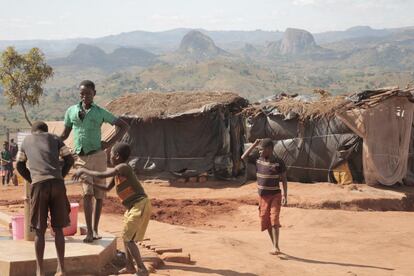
11, 214, 24, 240
62, 203, 79, 236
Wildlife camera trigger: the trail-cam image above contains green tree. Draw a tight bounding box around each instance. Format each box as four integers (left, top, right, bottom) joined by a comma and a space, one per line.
0, 47, 53, 126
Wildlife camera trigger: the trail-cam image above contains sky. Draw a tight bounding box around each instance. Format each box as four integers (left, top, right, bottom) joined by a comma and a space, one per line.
1, 0, 413, 40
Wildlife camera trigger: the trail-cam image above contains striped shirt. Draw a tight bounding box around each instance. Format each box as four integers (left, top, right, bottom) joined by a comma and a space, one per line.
114, 163, 147, 209
256, 156, 286, 196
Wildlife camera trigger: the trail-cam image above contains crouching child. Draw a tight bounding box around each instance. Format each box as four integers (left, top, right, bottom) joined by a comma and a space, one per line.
73, 143, 151, 276
242, 138, 288, 255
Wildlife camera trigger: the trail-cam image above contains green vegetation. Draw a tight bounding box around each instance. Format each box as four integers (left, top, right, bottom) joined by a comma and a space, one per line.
0, 47, 53, 126
0, 28, 413, 139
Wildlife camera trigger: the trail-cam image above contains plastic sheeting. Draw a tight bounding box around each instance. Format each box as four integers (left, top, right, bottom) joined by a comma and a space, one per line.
337, 96, 414, 186
121, 110, 245, 178
246, 114, 363, 183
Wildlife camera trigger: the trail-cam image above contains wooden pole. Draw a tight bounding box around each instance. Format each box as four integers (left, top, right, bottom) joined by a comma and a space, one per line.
24, 180, 35, 241
6, 128, 9, 144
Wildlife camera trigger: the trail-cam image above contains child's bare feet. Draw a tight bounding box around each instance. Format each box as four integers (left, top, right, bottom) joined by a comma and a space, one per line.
137, 267, 149, 276
270, 247, 281, 255
118, 266, 137, 274
93, 230, 102, 240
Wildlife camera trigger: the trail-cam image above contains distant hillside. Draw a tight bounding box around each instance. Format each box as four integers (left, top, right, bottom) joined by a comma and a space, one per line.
315, 26, 392, 44
177, 31, 228, 60
50, 44, 158, 70
2, 26, 413, 57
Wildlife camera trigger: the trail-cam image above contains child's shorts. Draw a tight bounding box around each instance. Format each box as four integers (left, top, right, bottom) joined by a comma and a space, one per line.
123, 197, 152, 242
259, 193, 282, 231
30, 179, 71, 230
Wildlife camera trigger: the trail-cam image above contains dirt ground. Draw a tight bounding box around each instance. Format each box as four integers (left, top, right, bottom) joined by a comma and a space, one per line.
1, 181, 414, 276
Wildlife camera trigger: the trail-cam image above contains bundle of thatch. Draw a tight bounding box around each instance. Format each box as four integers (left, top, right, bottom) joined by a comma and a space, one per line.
243, 91, 348, 120
243, 86, 414, 120
338, 86, 414, 112
106, 91, 248, 120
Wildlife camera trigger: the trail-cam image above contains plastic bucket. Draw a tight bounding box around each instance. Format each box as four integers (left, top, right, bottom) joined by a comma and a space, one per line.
11, 215, 24, 240
62, 203, 79, 236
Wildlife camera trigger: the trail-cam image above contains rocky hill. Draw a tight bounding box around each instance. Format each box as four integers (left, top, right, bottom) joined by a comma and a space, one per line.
178, 30, 227, 60
50, 44, 158, 70
279, 28, 318, 55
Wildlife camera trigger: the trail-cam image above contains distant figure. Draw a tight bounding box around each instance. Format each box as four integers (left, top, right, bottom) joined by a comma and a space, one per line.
16, 121, 74, 276
9, 138, 18, 160
242, 138, 288, 255
60, 80, 129, 243
1, 141, 12, 185
73, 143, 151, 276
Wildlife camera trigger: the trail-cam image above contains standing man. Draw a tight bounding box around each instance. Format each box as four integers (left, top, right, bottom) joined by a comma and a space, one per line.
9, 138, 18, 160
16, 121, 74, 276
9, 139, 18, 186
1, 141, 12, 186
60, 80, 129, 243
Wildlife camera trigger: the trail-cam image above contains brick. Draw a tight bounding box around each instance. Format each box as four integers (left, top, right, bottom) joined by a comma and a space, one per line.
155, 247, 183, 254
161, 253, 191, 264
176, 178, 187, 183
189, 177, 197, 182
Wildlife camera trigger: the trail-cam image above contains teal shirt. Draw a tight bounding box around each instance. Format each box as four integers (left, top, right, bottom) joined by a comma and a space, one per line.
64, 102, 117, 154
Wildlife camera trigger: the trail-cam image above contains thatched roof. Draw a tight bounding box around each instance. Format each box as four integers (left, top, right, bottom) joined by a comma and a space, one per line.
243, 87, 414, 120
106, 91, 248, 120
243, 91, 348, 120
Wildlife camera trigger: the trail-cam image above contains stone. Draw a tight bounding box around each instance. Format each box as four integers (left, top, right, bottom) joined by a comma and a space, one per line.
0, 234, 117, 276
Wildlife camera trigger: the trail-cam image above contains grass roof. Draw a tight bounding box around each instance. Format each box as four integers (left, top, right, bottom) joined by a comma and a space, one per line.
106, 91, 247, 120
243, 87, 414, 120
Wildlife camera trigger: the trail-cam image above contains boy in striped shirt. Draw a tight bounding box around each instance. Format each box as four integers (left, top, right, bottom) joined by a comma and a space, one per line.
242, 138, 288, 255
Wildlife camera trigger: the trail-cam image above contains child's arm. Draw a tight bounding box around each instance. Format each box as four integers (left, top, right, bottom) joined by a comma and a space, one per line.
72, 168, 117, 191
281, 172, 288, 206
241, 139, 261, 160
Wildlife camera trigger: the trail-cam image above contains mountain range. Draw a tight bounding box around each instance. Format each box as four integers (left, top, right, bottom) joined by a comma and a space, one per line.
1, 25, 414, 128
2, 25, 413, 57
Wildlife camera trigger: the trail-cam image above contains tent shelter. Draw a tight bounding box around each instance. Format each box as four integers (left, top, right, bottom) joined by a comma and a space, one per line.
243, 87, 414, 185
337, 87, 414, 186
243, 92, 363, 183
106, 91, 248, 178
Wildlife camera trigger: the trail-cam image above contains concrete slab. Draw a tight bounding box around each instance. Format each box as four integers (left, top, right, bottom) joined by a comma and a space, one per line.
0, 234, 117, 276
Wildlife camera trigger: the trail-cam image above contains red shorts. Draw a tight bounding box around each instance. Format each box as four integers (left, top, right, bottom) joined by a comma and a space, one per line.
259, 193, 282, 231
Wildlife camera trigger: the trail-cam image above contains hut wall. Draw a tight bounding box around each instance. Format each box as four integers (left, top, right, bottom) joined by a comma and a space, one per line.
122, 110, 244, 177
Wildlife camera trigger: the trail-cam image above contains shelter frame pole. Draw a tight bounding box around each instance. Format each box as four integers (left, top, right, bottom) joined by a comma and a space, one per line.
24, 180, 35, 241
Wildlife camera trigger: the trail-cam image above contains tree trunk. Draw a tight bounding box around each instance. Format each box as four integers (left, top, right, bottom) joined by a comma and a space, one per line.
20, 102, 32, 127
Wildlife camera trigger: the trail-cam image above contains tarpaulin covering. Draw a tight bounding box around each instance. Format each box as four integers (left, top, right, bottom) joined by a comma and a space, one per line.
337, 96, 414, 186
121, 111, 245, 178
246, 113, 363, 183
